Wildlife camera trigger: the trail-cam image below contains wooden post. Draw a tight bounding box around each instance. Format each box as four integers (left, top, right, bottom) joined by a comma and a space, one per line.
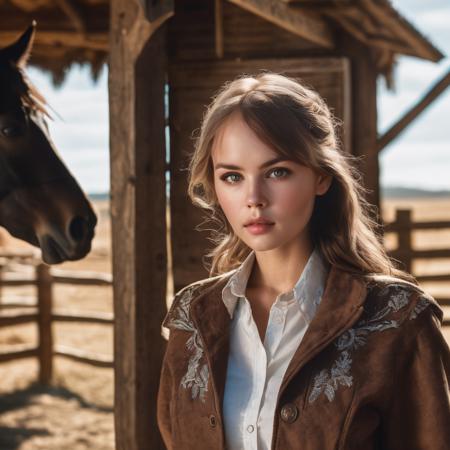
36, 263, 53, 385
109, 1, 173, 449
396, 209, 413, 273
339, 33, 380, 215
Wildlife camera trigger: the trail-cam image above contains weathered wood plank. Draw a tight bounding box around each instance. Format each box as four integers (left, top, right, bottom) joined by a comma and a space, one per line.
109, 0, 169, 448
227, 0, 334, 48
0, 313, 38, 326
0, 30, 107, 50
52, 310, 114, 324
338, 33, 379, 211
215, 0, 224, 58
54, 0, 87, 33
139, 0, 174, 22
54, 345, 114, 368
36, 263, 53, 384
0, 345, 38, 363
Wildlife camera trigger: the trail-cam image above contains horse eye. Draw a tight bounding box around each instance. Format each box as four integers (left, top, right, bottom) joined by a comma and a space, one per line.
1, 125, 24, 138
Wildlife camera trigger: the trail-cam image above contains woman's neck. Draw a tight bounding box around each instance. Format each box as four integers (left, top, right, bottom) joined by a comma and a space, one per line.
248, 239, 314, 295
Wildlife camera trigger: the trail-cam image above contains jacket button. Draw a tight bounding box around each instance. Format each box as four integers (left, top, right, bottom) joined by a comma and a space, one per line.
280, 403, 298, 423
209, 414, 217, 428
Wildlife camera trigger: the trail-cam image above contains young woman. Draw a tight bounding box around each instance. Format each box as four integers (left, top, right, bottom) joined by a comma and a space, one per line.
157, 72, 450, 450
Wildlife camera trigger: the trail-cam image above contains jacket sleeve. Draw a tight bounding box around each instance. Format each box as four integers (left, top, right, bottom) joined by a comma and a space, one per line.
157, 339, 174, 450
157, 292, 180, 450
382, 305, 450, 449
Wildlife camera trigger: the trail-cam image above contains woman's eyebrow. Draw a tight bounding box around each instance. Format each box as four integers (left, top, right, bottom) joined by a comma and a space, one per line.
214, 156, 290, 170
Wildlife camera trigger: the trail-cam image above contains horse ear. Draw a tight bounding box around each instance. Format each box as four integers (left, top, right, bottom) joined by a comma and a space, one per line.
0, 21, 36, 67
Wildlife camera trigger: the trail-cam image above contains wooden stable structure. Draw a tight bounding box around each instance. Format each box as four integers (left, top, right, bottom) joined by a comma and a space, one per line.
1, 0, 449, 449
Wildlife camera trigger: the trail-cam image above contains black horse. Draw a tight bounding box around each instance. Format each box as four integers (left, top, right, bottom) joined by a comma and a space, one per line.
0, 23, 97, 264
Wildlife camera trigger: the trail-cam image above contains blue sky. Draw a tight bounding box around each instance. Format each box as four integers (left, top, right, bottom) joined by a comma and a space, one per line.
26, 0, 449, 194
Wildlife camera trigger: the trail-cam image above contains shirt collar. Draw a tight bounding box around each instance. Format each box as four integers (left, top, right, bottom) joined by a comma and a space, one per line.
221, 247, 329, 322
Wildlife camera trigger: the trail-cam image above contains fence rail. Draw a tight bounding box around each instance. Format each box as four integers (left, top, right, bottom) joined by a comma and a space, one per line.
385, 208, 450, 326
0, 252, 113, 383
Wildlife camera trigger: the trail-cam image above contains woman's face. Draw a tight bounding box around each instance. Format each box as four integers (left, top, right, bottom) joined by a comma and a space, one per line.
211, 111, 331, 253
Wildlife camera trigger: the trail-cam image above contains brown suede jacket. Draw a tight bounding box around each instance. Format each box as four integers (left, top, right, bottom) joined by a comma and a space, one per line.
157, 264, 450, 450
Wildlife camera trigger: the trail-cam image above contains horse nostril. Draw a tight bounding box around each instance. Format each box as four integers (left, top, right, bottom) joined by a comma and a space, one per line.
69, 216, 89, 242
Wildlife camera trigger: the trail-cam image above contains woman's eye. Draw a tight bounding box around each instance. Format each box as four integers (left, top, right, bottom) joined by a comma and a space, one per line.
268, 167, 290, 178
220, 168, 290, 184
220, 172, 241, 184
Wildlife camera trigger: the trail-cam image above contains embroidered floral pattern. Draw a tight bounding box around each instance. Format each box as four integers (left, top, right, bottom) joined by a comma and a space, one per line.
308, 284, 431, 404
308, 351, 353, 403
409, 295, 431, 320
166, 284, 209, 403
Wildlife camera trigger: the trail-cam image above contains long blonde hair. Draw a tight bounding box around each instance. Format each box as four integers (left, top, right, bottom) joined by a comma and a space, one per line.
187, 72, 415, 283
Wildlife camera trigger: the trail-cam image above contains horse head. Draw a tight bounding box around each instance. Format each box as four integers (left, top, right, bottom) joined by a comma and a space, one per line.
0, 23, 98, 264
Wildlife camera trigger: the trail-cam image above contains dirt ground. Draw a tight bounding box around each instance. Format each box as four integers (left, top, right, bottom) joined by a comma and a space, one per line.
0, 196, 449, 449
0, 199, 114, 450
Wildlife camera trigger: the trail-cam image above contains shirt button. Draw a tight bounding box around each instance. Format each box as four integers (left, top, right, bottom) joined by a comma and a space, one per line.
280, 403, 299, 423
247, 424, 254, 433
275, 316, 283, 325
209, 414, 217, 428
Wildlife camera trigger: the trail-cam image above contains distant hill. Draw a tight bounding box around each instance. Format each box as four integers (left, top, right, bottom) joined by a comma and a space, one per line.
87, 192, 109, 201
382, 186, 450, 198
87, 187, 450, 202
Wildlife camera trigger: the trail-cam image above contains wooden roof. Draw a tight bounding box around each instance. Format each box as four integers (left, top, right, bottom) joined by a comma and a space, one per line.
0, 0, 109, 85
0, 0, 443, 85
285, 0, 442, 61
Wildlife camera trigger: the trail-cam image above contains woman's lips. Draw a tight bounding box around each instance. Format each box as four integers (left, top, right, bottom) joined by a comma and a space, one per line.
245, 223, 275, 235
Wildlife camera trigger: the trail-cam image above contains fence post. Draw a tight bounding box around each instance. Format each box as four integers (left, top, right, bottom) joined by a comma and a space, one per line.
396, 209, 413, 273
36, 263, 53, 385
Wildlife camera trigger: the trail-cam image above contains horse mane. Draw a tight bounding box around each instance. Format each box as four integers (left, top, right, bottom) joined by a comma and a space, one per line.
0, 59, 51, 119
18, 66, 51, 119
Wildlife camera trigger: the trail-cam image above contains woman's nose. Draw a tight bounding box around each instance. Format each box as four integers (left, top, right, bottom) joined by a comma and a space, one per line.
246, 181, 267, 208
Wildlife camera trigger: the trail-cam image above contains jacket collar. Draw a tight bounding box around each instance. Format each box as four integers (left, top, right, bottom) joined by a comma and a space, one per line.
189, 264, 367, 432
221, 247, 330, 323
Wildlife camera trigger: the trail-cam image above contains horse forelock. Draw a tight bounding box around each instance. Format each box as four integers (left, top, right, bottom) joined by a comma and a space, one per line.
0, 60, 50, 118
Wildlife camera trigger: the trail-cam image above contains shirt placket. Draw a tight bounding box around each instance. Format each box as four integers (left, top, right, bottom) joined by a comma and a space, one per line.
242, 298, 288, 450
240, 298, 266, 450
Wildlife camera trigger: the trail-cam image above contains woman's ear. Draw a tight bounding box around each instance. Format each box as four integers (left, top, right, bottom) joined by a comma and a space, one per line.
315, 172, 332, 196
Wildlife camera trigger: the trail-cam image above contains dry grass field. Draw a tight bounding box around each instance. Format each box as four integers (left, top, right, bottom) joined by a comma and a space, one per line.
0, 196, 449, 449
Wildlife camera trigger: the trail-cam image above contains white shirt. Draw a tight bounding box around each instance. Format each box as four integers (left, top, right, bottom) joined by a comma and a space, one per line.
221, 247, 329, 450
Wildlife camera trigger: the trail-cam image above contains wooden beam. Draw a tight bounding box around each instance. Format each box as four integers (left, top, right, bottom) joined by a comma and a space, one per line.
109, 0, 170, 449
378, 69, 450, 152
339, 32, 380, 213
139, 0, 174, 22
227, 0, 334, 48
361, 0, 443, 62
324, 11, 416, 56
9, 0, 49, 12
283, 0, 352, 5
215, 0, 224, 58
54, 0, 87, 34
0, 31, 108, 51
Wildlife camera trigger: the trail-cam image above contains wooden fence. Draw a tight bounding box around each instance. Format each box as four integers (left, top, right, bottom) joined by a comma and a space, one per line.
0, 252, 113, 384
385, 208, 450, 326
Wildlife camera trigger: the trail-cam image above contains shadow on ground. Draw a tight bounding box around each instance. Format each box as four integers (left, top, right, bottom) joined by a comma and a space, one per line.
0, 382, 113, 450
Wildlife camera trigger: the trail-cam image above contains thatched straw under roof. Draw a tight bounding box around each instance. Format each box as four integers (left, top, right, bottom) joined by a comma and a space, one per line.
0, 0, 109, 85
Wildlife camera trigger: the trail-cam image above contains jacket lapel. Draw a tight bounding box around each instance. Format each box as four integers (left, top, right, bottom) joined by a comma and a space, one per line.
190, 276, 233, 424
278, 265, 368, 396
